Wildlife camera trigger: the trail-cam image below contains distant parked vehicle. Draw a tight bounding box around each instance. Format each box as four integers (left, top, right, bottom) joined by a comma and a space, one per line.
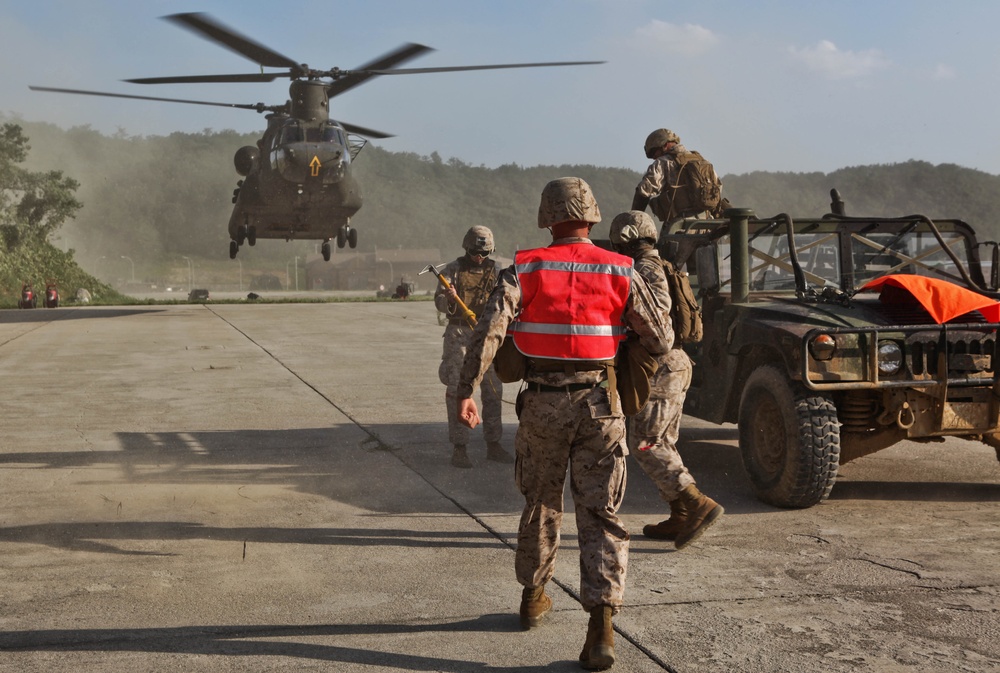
188, 288, 210, 302
17, 283, 37, 309
44, 280, 59, 308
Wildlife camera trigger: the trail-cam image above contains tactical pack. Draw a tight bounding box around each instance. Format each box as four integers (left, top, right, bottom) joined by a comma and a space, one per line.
663, 259, 703, 344
652, 151, 722, 221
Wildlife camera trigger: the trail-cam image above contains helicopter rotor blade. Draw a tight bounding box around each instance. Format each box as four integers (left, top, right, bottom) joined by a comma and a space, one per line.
125, 73, 283, 85
336, 121, 394, 139
164, 13, 300, 70
361, 60, 606, 75
325, 43, 434, 99
29, 86, 279, 113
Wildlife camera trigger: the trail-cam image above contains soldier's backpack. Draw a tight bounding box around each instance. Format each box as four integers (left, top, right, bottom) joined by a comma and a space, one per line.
653, 151, 722, 220
663, 259, 703, 344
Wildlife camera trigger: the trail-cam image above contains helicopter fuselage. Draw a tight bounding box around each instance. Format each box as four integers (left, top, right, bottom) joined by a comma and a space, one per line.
228, 109, 363, 244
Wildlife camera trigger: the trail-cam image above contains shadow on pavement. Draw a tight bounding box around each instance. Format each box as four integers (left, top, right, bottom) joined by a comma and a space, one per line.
0, 615, 583, 672
830, 480, 1000, 502
0, 521, 508, 555
0, 307, 168, 323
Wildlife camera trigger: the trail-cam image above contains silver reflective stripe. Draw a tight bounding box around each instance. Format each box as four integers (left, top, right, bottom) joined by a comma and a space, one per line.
515, 260, 632, 278
510, 321, 626, 336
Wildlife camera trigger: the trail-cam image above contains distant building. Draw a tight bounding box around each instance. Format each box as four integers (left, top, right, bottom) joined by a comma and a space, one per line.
304, 248, 443, 291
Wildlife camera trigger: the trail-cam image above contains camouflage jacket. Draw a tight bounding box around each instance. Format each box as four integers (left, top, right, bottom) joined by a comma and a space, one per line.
433, 255, 498, 320
631, 246, 690, 372
633, 143, 721, 217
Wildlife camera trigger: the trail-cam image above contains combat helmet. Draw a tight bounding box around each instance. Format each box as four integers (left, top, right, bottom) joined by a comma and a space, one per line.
463, 225, 494, 254
537, 177, 601, 228
644, 128, 680, 159
610, 210, 658, 247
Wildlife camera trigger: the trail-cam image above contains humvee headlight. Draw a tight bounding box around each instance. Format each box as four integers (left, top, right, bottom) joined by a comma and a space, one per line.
809, 333, 837, 361
877, 340, 903, 375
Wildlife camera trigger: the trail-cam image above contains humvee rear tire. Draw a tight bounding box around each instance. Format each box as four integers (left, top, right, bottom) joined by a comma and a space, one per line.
738, 365, 840, 508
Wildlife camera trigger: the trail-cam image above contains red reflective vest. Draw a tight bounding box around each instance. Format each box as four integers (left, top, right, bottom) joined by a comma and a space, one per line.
510, 242, 633, 360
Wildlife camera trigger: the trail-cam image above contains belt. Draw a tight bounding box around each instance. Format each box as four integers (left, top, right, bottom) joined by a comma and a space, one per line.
526, 381, 598, 393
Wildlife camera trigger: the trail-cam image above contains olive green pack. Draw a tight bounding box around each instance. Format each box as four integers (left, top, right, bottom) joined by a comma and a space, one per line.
663, 259, 703, 345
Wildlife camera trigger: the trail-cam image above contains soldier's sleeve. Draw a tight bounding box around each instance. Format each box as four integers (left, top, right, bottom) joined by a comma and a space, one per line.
634, 159, 667, 201
635, 255, 671, 318
457, 267, 520, 398
624, 271, 674, 355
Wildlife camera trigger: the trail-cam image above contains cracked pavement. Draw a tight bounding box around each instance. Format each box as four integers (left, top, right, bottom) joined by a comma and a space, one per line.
0, 301, 997, 672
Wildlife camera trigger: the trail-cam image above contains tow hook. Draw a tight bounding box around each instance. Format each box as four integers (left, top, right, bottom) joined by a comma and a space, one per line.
878, 401, 916, 429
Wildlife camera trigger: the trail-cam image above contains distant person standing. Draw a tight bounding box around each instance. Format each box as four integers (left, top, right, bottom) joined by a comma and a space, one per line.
457, 179, 671, 670
434, 226, 512, 468
609, 210, 723, 550
632, 128, 726, 234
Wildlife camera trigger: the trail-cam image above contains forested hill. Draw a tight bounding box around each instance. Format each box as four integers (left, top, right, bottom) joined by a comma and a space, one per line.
11, 118, 1000, 268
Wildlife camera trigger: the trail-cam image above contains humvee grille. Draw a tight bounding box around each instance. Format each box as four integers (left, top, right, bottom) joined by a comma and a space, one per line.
907, 333, 996, 377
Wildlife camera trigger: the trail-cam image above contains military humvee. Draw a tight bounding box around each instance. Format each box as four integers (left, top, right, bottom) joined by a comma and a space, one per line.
658, 190, 1000, 508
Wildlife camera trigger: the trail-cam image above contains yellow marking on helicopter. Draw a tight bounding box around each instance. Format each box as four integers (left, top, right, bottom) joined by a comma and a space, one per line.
310, 156, 321, 177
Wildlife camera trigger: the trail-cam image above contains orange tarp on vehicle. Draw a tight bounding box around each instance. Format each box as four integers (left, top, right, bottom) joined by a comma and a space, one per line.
862, 275, 1000, 324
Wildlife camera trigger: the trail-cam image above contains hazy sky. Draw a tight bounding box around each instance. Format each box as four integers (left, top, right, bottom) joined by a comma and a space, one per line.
3, 0, 999, 176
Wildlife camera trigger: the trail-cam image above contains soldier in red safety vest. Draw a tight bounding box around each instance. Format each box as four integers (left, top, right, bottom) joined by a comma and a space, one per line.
456, 177, 671, 670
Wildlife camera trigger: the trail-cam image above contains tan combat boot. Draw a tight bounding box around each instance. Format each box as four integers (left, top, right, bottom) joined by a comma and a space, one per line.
519, 585, 552, 629
579, 605, 615, 670
451, 445, 472, 468
673, 483, 724, 550
486, 441, 515, 464
641, 497, 686, 540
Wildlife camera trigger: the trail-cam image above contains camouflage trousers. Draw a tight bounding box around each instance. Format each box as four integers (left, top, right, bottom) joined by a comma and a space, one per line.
514, 384, 629, 612
628, 355, 694, 502
440, 323, 503, 446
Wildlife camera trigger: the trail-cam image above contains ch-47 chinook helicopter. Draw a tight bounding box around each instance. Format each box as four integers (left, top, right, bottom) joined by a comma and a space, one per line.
31, 13, 602, 261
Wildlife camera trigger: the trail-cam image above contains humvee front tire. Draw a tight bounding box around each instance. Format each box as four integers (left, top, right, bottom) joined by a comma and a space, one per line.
738, 365, 841, 508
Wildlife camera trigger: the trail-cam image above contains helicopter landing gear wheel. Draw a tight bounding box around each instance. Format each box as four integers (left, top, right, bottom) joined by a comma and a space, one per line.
322, 240, 332, 262
236, 225, 247, 246
229, 240, 239, 259
337, 226, 347, 248
248, 225, 257, 246
348, 226, 358, 249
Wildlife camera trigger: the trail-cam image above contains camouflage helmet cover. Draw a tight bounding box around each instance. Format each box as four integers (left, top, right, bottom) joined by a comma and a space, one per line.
463, 225, 494, 253
537, 177, 602, 228
644, 128, 681, 158
610, 210, 658, 246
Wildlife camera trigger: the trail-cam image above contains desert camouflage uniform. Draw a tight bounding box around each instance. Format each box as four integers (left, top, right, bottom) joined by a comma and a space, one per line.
435, 256, 502, 447
633, 142, 719, 233
458, 238, 670, 612
628, 248, 695, 501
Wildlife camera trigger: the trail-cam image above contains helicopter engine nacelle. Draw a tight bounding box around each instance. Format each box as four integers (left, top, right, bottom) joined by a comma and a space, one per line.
233, 146, 259, 177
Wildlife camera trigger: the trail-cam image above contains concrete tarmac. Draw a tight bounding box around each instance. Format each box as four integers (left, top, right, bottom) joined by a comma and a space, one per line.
0, 302, 998, 672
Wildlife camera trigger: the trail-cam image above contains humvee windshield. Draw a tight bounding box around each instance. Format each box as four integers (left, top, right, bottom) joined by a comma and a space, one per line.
705, 219, 982, 294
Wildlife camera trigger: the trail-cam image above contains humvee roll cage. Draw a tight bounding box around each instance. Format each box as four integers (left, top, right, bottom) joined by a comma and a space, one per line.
664, 210, 994, 299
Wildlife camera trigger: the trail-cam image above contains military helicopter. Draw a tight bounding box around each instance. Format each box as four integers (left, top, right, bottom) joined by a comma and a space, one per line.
30, 13, 602, 261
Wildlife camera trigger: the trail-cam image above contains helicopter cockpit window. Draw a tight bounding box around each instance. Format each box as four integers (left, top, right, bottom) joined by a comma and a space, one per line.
278, 123, 304, 145
304, 123, 343, 143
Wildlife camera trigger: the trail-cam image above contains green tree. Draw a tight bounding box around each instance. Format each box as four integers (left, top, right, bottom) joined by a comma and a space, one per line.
0, 123, 82, 249
0, 122, 117, 304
